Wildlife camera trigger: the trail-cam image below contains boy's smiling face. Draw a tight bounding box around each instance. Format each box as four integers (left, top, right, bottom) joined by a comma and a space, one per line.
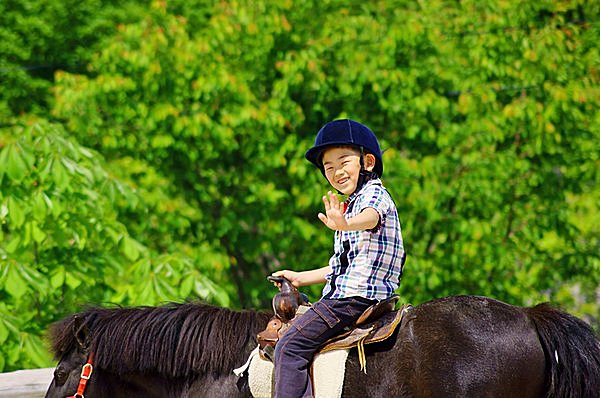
321, 146, 375, 195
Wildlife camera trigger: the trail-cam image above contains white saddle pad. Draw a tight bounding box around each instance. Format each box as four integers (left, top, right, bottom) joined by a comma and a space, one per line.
234, 346, 349, 398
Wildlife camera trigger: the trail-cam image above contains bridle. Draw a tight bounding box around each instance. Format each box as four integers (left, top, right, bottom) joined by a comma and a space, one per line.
67, 352, 94, 398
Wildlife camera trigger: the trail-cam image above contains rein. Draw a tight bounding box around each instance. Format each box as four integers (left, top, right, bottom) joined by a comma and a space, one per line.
67, 352, 94, 398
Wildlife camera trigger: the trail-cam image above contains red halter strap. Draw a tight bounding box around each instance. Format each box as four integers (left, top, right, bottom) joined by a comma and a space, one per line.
67, 352, 94, 398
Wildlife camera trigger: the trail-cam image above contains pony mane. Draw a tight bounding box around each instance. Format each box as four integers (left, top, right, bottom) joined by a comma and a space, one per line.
48, 302, 271, 378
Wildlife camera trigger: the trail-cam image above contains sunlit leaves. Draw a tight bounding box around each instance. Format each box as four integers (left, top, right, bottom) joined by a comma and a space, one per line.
0, 0, 150, 117
49, 1, 599, 319
0, 122, 225, 371
0, 142, 33, 183
111, 253, 231, 307
51, 1, 315, 310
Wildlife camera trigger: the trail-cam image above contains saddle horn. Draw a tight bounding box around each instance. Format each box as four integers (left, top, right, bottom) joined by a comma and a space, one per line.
267, 276, 309, 322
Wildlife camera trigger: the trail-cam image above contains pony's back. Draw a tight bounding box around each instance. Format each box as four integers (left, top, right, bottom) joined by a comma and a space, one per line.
406, 296, 547, 397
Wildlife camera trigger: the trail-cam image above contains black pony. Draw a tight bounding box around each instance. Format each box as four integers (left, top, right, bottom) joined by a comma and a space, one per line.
45, 296, 600, 398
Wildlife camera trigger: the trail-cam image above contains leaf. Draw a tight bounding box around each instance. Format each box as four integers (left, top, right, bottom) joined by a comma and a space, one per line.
42, 192, 54, 212
51, 157, 70, 189
7, 344, 20, 364
32, 192, 48, 221
5, 265, 27, 299
0, 146, 9, 180
120, 235, 141, 261
153, 276, 177, 300
193, 273, 231, 307
0, 319, 9, 344
5, 235, 21, 254
31, 222, 47, 243
4, 144, 29, 182
180, 274, 194, 297
50, 266, 66, 289
65, 272, 83, 289
7, 197, 26, 228
22, 334, 53, 367
151, 134, 175, 148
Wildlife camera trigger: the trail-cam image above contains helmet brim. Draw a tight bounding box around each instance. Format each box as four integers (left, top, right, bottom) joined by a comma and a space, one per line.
305, 143, 383, 177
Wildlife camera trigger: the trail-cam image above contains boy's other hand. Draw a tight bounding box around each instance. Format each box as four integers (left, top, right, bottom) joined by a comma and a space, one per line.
318, 191, 349, 231
271, 270, 302, 288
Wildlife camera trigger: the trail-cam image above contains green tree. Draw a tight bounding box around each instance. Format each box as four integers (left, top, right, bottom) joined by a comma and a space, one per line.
0, 122, 228, 371
51, 0, 599, 315
52, 1, 329, 305
0, 0, 149, 118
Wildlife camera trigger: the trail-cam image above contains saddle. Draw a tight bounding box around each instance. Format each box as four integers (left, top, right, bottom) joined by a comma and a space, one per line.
258, 276, 411, 372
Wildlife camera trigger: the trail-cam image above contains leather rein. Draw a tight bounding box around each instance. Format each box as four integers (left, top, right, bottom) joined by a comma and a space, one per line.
67, 352, 94, 398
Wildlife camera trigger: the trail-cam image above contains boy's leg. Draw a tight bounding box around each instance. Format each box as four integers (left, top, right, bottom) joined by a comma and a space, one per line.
273, 297, 374, 398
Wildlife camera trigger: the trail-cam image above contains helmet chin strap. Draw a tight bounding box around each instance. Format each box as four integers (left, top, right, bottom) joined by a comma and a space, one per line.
353, 146, 376, 195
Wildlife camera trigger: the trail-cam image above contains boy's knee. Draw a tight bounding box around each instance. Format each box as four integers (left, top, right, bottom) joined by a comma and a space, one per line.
273, 332, 289, 361
274, 340, 283, 359
274, 326, 301, 362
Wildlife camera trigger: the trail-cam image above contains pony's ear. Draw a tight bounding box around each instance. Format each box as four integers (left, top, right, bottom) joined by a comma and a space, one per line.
72, 315, 90, 350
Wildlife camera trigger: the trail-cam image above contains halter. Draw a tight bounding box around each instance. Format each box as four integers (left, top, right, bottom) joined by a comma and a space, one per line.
67, 352, 94, 398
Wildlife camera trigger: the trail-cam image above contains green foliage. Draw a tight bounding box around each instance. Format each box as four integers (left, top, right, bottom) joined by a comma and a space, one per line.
0, 122, 128, 370
1, 0, 598, 371
52, 0, 329, 306
0, 0, 149, 117
0, 122, 228, 371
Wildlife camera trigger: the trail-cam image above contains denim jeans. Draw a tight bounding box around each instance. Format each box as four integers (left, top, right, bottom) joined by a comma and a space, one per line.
273, 297, 375, 398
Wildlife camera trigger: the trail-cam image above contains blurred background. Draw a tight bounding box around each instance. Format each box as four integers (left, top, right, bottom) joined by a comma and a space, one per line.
0, 0, 598, 372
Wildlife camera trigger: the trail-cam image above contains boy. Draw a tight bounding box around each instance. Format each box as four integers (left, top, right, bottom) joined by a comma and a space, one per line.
272, 119, 405, 398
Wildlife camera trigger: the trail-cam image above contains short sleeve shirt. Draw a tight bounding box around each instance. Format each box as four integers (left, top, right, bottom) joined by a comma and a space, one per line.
321, 179, 405, 301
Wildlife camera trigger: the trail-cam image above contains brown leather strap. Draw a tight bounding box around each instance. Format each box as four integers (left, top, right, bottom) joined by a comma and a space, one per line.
320, 304, 411, 353
355, 295, 400, 326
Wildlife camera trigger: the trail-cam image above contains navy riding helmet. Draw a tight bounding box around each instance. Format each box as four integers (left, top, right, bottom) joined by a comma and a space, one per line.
305, 119, 383, 178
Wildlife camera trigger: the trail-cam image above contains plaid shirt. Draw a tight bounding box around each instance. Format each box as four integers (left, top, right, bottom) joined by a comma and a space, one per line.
321, 179, 405, 301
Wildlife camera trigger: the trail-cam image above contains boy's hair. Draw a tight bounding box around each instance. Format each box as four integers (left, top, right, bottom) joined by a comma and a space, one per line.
317, 145, 374, 168
305, 119, 383, 178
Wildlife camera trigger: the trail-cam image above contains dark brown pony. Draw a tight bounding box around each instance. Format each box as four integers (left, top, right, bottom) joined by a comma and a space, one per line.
45, 296, 600, 398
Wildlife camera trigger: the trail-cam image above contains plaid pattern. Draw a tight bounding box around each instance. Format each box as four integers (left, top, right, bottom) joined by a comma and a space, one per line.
321, 179, 405, 301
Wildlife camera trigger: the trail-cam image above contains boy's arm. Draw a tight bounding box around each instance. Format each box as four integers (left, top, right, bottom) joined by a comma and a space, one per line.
272, 265, 331, 288
345, 207, 379, 231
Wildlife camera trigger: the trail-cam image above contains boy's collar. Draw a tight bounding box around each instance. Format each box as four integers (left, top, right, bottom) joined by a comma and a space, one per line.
346, 178, 381, 202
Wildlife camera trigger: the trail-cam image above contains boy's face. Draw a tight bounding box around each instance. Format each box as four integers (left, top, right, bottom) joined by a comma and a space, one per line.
321, 146, 375, 195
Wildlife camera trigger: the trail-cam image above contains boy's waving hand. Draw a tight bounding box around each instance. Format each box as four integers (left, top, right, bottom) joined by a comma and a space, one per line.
318, 191, 347, 230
